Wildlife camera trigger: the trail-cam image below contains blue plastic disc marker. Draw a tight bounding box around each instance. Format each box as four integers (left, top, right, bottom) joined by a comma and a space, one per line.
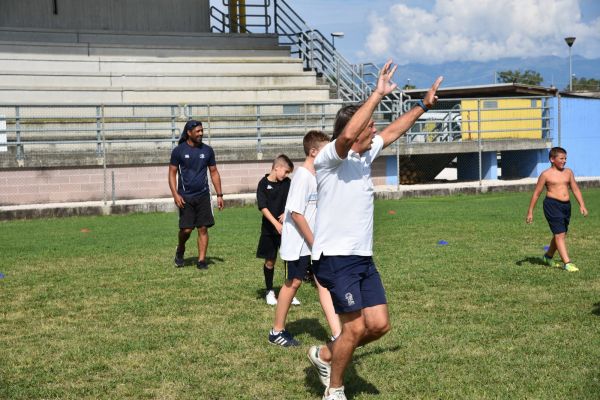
0, 272, 4, 279
437, 240, 448, 246
543, 245, 549, 251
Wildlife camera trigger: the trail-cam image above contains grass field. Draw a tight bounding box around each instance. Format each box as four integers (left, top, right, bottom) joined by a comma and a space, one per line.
1, 189, 599, 400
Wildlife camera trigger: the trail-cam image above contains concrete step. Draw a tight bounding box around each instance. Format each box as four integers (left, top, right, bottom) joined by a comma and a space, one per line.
0, 71, 318, 88
0, 85, 332, 104
0, 27, 281, 49
0, 53, 306, 74
0, 40, 291, 58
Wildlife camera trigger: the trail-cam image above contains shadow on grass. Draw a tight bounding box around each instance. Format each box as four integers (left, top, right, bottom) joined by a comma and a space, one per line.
516, 256, 548, 268
179, 256, 224, 267
592, 302, 600, 316
254, 287, 282, 300
303, 344, 401, 397
286, 318, 329, 342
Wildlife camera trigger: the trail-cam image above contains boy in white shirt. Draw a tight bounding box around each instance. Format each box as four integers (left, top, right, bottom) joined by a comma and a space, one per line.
268, 130, 341, 347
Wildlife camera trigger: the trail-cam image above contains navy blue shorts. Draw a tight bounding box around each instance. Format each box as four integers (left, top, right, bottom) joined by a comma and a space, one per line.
314, 255, 387, 314
285, 255, 311, 281
543, 197, 571, 234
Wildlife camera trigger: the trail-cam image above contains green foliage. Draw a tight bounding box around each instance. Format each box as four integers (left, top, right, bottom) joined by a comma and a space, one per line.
1, 190, 600, 399
497, 69, 543, 85
568, 76, 600, 91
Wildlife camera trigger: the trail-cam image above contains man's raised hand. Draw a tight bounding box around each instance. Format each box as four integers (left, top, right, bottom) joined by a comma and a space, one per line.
375, 60, 398, 97
423, 76, 444, 108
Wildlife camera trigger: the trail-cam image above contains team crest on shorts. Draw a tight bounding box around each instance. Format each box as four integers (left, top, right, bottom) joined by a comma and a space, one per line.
345, 292, 355, 306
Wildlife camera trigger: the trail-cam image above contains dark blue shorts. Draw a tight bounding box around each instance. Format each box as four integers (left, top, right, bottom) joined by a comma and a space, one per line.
285, 255, 311, 281
313, 255, 387, 314
543, 197, 571, 234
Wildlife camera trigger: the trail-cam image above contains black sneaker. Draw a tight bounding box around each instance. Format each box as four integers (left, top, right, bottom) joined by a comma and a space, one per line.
269, 329, 300, 347
174, 247, 184, 268
196, 260, 208, 270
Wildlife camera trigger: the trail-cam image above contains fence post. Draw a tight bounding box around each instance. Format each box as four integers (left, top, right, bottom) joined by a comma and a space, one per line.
207, 104, 212, 145
309, 30, 315, 71
256, 104, 262, 159
477, 98, 482, 190
170, 105, 177, 149
397, 94, 404, 191
336, 55, 341, 99
111, 170, 116, 206
96, 106, 103, 157
557, 93, 561, 147
101, 105, 107, 205
274, 0, 279, 34
15, 106, 23, 166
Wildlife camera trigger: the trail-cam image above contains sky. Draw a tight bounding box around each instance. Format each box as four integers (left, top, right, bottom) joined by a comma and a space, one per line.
289, 0, 600, 65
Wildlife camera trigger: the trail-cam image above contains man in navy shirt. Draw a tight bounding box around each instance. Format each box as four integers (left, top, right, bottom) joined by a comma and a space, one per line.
169, 120, 224, 269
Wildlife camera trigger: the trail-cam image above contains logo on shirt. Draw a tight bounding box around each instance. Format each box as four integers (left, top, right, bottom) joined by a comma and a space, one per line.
184, 154, 190, 158
345, 292, 355, 306
267, 185, 273, 190
199, 154, 205, 159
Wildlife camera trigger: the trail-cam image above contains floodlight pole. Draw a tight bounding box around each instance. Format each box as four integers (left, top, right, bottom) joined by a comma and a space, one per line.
565, 37, 576, 91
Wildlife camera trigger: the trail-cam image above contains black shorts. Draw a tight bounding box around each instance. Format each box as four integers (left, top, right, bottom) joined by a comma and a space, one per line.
543, 197, 571, 234
179, 193, 215, 229
285, 255, 311, 281
256, 233, 281, 260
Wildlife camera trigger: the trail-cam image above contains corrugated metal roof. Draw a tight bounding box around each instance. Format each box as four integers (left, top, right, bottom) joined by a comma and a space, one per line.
404, 83, 558, 98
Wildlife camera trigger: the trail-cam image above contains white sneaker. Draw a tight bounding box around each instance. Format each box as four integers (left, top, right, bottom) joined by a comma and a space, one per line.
323, 386, 346, 400
291, 296, 301, 306
265, 290, 277, 305
308, 345, 331, 387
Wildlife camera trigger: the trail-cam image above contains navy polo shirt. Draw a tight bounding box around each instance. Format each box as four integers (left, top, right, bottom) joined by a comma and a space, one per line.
170, 142, 216, 198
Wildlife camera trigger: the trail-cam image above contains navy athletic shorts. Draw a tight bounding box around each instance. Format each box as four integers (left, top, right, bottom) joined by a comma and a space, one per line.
543, 196, 571, 234
179, 193, 214, 229
313, 255, 387, 314
285, 255, 311, 281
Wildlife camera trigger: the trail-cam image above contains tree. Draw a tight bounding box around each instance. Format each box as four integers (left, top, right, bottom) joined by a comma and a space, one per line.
403, 83, 416, 90
497, 69, 543, 85
568, 77, 600, 91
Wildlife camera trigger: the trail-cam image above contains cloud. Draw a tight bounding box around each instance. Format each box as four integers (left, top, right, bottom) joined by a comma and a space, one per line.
364, 0, 600, 64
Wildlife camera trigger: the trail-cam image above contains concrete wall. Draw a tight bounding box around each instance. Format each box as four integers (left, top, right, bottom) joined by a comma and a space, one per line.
0, 158, 390, 206
554, 96, 600, 177
0, 0, 210, 33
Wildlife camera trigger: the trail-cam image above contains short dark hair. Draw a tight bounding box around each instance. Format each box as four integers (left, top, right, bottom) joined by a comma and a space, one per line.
549, 146, 567, 159
272, 154, 294, 172
178, 119, 203, 144
332, 104, 362, 141
303, 130, 330, 155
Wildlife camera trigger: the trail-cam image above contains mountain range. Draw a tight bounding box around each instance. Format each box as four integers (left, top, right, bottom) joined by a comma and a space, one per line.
393, 55, 600, 90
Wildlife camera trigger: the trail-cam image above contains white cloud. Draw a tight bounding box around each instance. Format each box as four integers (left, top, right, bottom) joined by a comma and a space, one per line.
364, 0, 600, 64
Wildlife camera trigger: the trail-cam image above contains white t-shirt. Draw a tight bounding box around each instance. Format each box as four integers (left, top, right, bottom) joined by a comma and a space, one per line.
280, 166, 318, 261
311, 135, 384, 260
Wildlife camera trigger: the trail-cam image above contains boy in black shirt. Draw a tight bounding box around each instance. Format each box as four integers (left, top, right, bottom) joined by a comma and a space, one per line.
256, 154, 294, 305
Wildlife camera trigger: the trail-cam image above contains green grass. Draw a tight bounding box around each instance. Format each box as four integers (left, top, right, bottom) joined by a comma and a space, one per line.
1, 189, 599, 399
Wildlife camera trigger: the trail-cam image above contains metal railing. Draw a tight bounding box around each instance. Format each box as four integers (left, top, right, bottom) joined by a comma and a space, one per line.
0, 101, 342, 168
210, 0, 272, 34
0, 96, 553, 167
208, 0, 404, 117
